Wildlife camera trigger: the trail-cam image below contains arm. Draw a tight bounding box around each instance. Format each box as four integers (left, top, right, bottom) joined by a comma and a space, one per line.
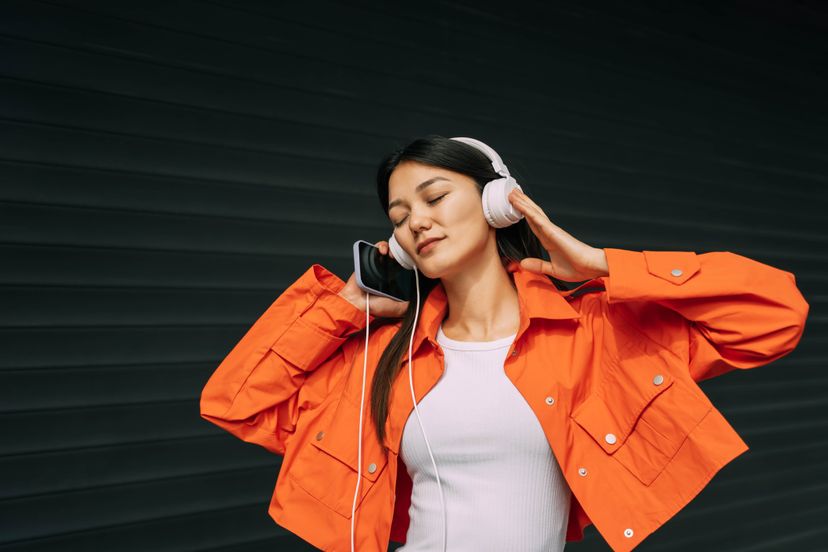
601, 248, 810, 382
200, 264, 374, 454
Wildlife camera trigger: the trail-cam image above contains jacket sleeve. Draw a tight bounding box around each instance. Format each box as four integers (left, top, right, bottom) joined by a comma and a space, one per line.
602, 248, 810, 382
200, 263, 375, 455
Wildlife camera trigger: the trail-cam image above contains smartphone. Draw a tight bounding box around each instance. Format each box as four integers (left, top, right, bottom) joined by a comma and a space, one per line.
353, 239, 413, 302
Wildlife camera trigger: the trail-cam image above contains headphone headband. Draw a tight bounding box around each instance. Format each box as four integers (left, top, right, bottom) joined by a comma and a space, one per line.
449, 136, 511, 178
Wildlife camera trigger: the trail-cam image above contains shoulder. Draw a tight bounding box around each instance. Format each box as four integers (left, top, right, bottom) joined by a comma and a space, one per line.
549, 276, 686, 354
583, 281, 688, 357
339, 318, 403, 360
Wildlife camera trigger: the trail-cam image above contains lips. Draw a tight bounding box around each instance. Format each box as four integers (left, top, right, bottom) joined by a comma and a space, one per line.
417, 237, 444, 254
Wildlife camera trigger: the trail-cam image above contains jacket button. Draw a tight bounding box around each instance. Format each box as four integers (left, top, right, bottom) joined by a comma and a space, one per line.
624, 528, 634, 538
315, 431, 325, 441
578, 467, 587, 476
511, 349, 519, 356
671, 268, 683, 277
653, 374, 664, 385
604, 433, 617, 445
545, 396, 555, 405
367, 462, 377, 474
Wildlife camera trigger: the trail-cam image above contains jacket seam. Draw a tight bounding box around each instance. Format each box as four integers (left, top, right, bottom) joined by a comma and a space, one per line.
648, 404, 715, 505
607, 302, 685, 365
219, 289, 320, 420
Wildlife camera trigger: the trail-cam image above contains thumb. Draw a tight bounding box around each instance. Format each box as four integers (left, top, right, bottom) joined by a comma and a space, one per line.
520, 257, 552, 275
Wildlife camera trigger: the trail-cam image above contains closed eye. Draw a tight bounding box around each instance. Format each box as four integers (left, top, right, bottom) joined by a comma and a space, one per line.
392, 194, 447, 227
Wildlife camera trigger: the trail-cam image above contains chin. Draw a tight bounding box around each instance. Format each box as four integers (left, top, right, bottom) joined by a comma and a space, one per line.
414, 264, 441, 280
418, 259, 461, 281
415, 242, 468, 279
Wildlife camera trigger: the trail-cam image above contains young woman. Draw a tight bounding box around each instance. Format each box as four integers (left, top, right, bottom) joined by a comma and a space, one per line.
200, 135, 809, 552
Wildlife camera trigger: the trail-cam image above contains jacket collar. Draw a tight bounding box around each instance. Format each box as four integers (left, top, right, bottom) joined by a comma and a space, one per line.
408, 260, 592, 354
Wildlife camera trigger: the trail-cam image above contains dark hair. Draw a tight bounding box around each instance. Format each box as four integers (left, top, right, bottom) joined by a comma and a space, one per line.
369, 134, 569, 451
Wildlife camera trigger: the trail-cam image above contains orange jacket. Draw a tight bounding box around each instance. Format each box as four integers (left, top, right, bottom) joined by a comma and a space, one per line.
200, 248, 809, 551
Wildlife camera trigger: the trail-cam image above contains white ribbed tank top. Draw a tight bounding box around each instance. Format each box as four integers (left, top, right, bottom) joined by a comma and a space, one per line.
396, 323, 571, 551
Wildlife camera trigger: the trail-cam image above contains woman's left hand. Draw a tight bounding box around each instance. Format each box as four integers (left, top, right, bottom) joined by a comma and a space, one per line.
508, 187, 609, 282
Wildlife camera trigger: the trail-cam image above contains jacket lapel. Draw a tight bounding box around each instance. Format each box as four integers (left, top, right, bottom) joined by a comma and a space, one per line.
384, 260, 598, 454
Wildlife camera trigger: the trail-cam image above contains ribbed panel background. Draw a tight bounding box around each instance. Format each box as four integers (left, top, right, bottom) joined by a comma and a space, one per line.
1, 1, 824, 550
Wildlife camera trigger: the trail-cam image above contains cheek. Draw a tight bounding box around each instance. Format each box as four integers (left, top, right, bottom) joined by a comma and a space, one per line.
448, 194, 484, 224
462, 198, 489, 232
449, 200, 490, 244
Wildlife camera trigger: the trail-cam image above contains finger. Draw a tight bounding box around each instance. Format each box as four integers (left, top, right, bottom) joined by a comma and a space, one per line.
515, 194, 548, 222
380, 299, 407, 317
522, 212, 547, 243
519, 257, 553, 276
513, 189, 550, 219
508, 188, 529, 212
515, 196, 561, 238
509, 189, 533, 216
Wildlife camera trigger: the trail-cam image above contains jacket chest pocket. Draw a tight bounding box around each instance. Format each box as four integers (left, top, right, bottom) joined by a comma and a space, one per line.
288, 394, 389, 519
571, 354, 712, 486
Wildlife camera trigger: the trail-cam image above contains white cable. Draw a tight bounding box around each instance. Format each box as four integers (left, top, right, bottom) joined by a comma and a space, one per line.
351, 292, 370, 552
351, 265, 447, 552
406, 266, 447, 552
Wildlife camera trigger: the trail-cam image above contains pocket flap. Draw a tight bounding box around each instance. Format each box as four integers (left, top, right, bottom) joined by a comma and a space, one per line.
311, 395, 388, 483
643, 250, 700, 285
572, 371, 674, 454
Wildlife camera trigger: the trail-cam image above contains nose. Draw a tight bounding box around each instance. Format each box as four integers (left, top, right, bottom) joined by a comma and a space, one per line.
407, 207, 432, 234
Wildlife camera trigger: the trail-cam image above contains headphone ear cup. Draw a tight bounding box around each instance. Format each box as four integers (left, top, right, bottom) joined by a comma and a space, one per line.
482, 177, 524, 228
388, 234, 416, 270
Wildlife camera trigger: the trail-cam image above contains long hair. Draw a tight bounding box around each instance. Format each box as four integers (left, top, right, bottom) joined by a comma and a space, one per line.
369, 134, 570, 451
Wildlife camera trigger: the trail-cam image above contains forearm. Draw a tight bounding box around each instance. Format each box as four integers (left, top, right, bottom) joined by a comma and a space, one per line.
601, 247, 809, 381
590, 247, 610, 278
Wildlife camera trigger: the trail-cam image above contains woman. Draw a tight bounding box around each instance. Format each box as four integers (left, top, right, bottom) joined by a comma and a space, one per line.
200, 135, 809, 552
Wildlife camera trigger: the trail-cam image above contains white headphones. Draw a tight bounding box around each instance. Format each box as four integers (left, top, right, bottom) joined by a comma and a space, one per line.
351, 137, 524, 552
387, 136, 525, 270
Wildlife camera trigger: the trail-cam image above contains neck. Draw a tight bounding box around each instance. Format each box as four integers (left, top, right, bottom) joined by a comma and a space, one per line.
439, 253, 520, 342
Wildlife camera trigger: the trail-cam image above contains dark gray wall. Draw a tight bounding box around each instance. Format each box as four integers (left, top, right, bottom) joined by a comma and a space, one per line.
1, 0, 825, 550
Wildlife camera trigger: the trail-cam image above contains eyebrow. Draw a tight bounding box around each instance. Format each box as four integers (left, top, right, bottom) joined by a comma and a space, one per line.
388, 177, 451, 210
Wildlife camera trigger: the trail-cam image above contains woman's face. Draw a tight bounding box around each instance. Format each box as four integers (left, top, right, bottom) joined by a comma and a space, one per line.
387, 161, 494, 279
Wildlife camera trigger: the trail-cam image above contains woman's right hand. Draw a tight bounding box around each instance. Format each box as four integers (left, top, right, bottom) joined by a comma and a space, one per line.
337, 240, 410, 318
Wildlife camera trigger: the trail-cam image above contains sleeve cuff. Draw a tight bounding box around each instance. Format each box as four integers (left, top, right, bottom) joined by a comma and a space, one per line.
603, 248, 701, 303
270, 264, 375, 371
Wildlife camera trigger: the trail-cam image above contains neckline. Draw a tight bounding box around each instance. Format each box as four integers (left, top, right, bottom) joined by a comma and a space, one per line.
436, 323, 517, 351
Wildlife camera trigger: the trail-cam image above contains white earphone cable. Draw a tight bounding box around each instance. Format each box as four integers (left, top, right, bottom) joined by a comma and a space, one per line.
351, 291, 370, 552
406, 267, 447, 552
352, 265, 447, 552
